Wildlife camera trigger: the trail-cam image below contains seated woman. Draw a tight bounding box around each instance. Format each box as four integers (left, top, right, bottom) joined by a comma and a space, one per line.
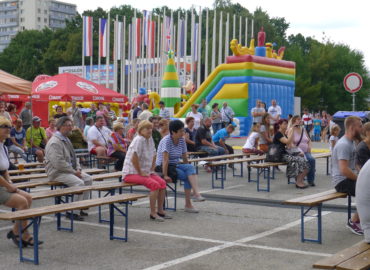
83, 117, 94, 137
68, 125, 87, 150
242, 123, 264, 155
259, 113, 273, 153
156, 120, 205, 213
158, 118, 170, 138
46, 118, 57, 139
126, 118, 140, 143
184, 117, 197, 152
289, 115, 316, 186
274, 119, 309, 189
122, 120, 168, 221
0, 117, 42, 247
107, 122, 127, 171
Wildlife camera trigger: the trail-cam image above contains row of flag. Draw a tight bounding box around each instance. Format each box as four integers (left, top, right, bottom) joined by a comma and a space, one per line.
82, 10, 255, 97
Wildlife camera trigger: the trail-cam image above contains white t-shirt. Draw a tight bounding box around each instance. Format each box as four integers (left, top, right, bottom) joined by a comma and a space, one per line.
267, 105, 282, 124
138, 110, 153, 121
329, 135, 338, 152
87, 125, 112, 151
0, 143, 10, 171
243, 132, 260, 150
186, 111, 203, 129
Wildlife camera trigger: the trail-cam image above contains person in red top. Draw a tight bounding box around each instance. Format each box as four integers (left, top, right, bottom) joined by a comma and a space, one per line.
107, 122, 127, 171
302, 108, 313, 136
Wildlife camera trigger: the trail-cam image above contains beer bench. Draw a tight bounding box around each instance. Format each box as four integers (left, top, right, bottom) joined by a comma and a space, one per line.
313, 241, 370, 269
0, 193, 147, 265
284, 190, 350, 244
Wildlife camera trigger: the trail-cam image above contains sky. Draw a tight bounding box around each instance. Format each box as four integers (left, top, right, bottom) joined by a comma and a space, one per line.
67, 0, 369, 72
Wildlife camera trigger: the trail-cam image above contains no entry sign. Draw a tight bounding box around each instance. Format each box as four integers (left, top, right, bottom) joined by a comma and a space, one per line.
343, 72, 363, 93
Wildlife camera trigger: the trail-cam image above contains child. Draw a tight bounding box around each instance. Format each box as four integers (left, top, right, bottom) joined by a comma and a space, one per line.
313, 113, 322, 142
242, 123, 264, 155
329, 124, 340, 152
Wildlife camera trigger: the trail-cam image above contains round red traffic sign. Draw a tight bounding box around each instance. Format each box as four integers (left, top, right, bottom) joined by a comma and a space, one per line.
343, 72, 363, 93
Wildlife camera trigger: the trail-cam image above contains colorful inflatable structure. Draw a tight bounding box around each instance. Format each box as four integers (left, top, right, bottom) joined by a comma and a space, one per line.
175, 27, 295, 136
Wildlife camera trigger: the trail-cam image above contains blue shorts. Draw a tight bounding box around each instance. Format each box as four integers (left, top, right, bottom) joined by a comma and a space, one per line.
176, 163, 196, 190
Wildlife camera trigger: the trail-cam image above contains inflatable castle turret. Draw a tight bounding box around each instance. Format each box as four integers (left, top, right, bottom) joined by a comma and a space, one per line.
160, 50, 181, 116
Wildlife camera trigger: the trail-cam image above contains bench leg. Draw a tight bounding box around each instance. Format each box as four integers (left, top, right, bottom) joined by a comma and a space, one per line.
326, 156, 330, 175
164, 182, 177, 211
300, 204, 322, 244
109, 202, 129, 241
232, 162, 243, 178
212, 165, 225, 189
99, 189, 116, 223
348, 196, 352, 223
257, 167, 271, 192
19, 217, 41, 265
56, 195, 74, 231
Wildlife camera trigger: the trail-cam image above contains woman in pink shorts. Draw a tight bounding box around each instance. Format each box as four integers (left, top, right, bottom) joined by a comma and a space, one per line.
122, 120, 169, 222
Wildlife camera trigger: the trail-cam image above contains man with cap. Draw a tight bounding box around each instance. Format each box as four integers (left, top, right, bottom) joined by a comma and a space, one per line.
45, 116, 92, 221
25, 116, 47, 162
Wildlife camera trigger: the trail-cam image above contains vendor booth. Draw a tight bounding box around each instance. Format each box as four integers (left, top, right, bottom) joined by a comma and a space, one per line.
31, 73, 128, 126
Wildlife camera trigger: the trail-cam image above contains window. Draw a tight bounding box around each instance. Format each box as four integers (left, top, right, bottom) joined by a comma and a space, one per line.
20, 9, 23, 14
44, 10, 47, 14
38, 8, 41, 13
37, 17, 41, 22
20, 17, 24, 22
44, 18, 47, 23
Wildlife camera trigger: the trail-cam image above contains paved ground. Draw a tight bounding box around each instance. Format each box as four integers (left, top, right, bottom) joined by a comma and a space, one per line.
0, 138, 364, 269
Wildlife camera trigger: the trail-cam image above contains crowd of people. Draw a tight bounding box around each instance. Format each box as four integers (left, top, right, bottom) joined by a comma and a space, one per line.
1, 97, 370, 246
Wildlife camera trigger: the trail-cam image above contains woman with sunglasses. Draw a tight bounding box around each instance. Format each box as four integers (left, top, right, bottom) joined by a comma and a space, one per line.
0, 117, 43, 247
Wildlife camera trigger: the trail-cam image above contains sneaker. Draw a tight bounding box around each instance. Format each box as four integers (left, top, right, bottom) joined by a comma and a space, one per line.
150, 215, 165, 222
192, 195, 206, 202
347, 219, 364, 235
184, 207, 199, 213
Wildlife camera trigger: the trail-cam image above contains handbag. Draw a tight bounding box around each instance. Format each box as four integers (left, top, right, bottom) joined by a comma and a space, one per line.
39, 129, 46, 149
155, 164, 177, 183
265, 143, 284, 162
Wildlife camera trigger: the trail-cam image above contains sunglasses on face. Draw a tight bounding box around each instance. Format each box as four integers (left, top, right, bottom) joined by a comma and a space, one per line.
0, 125, 11, 129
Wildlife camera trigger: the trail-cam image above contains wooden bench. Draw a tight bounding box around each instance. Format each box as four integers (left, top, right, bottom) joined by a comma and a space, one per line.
9, 168, 46, 175
312, 152, 331, 175
248, 162, 287, 192
313, 241, 370, 269
284, 190, 350, 244
10, 168, 107, 183
206, 156, 265, 189
12, 162, 44, 168
0, 193, 146, 265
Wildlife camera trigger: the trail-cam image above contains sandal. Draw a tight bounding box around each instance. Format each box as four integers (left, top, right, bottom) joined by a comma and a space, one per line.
22, 237, 44, 247
7, 230, 21, 247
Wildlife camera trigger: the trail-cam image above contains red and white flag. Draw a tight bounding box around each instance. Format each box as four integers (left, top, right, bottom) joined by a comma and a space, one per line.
99, 18, 108, 57
83, 16, 93, 57
136, 18, 141, 57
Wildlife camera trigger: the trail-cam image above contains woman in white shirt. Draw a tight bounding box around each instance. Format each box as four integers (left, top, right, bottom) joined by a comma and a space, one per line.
242, 123, 264, 155
186, 104, 203, 129
122, 120, 169, 222
0, 117, 41, 247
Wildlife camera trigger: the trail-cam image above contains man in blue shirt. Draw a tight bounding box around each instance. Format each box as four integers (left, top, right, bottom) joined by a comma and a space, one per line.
212, 124, 235, 154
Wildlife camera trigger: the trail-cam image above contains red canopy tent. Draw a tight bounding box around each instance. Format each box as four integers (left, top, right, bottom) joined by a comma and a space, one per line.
31, 73, 128, 126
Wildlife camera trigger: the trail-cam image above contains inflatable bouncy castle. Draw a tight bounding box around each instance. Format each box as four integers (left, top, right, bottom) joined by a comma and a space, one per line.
175, 28, 295, 136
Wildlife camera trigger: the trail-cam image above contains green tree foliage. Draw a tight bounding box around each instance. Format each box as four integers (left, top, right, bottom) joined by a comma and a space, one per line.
0, 2, 368, 112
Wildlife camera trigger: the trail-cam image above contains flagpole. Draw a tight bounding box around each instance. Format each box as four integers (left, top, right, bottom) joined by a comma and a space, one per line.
128, 23, 131, 98
82, 16, 85, 79
197, 7, 202, 89
176, 11, 180, 85
156, 16, 160, 92
147, 13, 152, 91
224, 13, 229, 62
90, 17, 93, 83
98, 18, 101, 84
183, 11, 188, 90
121, 16, 126, 95
245, 17, 248, 46
204, 8, 209, 79
211, 9, 216, 71
106, 13, 110, 88
239, 16, 242, 43
251, 19, 254, 39
113, 16, 118, 92
218, 11, 223, 65
190, 8, 194, 84
233, 14, 236, 39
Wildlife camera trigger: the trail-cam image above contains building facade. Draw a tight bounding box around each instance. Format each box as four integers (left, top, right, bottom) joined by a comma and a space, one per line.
0, 0, 76, 52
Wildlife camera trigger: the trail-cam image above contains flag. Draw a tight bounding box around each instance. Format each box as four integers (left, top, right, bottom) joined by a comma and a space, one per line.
148, 21, 155, 58
143, 10, 151, 46
99, 18, 108, 57
136, 18, 141, 57
193, 23, 198, 61
179, 19, 185, 57
83, 16, 93, 57
165, 16, 171, 51
116, 21, 123, 60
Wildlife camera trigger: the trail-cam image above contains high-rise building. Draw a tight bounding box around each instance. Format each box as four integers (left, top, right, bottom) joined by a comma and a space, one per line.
0, 0, 77, 52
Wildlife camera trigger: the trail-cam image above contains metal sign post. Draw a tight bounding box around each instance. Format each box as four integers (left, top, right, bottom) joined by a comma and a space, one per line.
343, 72, 363, 111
